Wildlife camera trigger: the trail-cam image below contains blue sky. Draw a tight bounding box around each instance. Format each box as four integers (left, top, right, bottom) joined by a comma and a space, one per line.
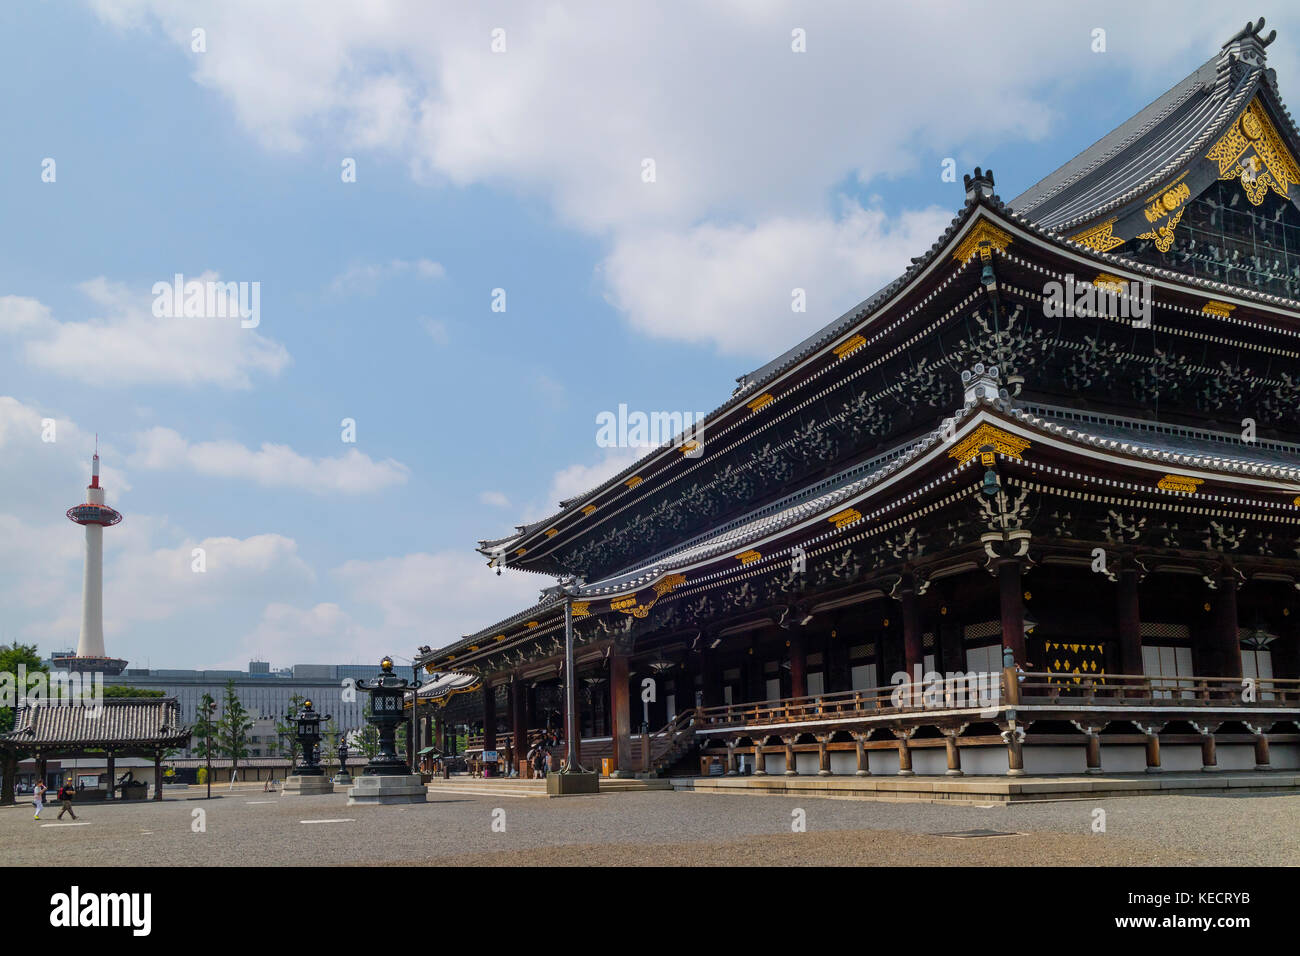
2, 1, 1294, 669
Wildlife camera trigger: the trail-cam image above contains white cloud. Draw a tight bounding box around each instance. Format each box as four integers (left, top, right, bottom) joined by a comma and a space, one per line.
0, 277, 290, 389
602, 200, 956, 357
333, 550, 544, 648
105, 533, 316, 632
479, 490, 511, 508
327, 258, 445, 295
524, 446, 645, 522
420, 316, 450, 345
234, 602, 369, 667
129, 426, 411, 494
86, 0, 1248, 357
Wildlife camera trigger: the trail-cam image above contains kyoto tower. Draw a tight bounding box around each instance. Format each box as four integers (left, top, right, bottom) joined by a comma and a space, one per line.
59, 444, 127, 675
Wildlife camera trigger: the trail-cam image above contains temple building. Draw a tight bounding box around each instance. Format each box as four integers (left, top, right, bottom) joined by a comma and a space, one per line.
415, 19, 1300, 779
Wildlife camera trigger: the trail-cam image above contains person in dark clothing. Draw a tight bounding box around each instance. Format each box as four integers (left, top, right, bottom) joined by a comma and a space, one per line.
56, 781, 78, 820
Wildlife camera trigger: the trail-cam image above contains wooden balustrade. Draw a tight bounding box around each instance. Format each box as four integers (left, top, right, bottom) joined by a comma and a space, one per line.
693, 671, 1300, 730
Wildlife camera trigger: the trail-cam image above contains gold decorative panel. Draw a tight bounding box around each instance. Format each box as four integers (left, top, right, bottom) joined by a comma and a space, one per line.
948, 423, 1031, 464
747, 393, 775, 413
1069, 218, 1124, 253
1044, 641, 1106, 686
828, 508, 862, 529
952, 220, 1013, 262
1206, 98, 1300, 206
833, 334, 867, 359
1201, 301, 1236, 317
737, 549, 762, 565
1157, 474, 1203, 494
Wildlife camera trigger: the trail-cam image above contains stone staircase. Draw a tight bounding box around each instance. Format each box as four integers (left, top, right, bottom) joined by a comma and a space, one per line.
426, 776, 672, 798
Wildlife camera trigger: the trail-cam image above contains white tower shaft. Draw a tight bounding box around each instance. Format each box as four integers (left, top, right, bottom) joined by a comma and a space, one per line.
76, 477, 107, 658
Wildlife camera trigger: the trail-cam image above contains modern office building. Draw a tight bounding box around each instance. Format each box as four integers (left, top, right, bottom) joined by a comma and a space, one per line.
101, 662, 379, 757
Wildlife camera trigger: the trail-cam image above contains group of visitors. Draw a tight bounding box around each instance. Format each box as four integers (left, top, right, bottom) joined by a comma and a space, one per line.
31, 780, 78, 821
526, 740, 556, 778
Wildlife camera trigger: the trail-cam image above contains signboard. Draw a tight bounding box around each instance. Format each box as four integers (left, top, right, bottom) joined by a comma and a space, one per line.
481, 750, 498, 762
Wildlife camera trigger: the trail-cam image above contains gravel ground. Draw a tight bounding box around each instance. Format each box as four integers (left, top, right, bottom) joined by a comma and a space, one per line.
3, 785, 1297, 866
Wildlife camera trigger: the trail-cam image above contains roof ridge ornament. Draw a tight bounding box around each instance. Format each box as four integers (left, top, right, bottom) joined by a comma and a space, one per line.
1220, 17, 1274, 72
963, 167, 996, 203
960, 364, 1008, 405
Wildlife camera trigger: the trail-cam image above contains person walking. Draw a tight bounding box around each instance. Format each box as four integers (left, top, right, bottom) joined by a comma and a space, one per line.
56, 781, 77, 821
33, 780, 46, 820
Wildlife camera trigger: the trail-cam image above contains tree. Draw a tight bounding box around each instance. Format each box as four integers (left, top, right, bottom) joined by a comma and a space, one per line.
192, 693, 218, 759
320, 717, 339, 770
102, 686, 165, 698
0, 642, 45, 806
273, 694, 306, 770
357, 724, 380, 759
216, 680, 253, 781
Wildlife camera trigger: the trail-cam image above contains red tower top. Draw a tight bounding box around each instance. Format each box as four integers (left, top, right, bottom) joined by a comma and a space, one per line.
67, 446, 122, 527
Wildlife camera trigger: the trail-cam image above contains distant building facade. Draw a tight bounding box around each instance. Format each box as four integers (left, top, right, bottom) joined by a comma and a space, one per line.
98, 661, 380, 758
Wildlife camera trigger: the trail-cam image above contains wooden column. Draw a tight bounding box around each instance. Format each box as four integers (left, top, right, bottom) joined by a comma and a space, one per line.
1213, 575, 1243, 679
153, 751, 163, 800
854, 734, 871, 776
699, 650, 716, 708
1139, 723, 1162, 772
513, 683, 528, 754
1003, 725, 1024, 776
900, 576, 923, 677
817, 735, 831, 776
789, 637, 807, 700
1249, 724, 1271, 770
482, 684, 497, 776
939, 600, 963, 673
1116, 567, 1143, 680
106, 751, 116, 801
1084, 731, 1102, 774
754, 740, 767, 775
725, 741, 738, 775
997, 559, 1027, 665
944, 731, 963, 776
1197, 723, 1220, 772
610, 652, 632, 774
896, 730, 914, 776
783, 736, 797, 776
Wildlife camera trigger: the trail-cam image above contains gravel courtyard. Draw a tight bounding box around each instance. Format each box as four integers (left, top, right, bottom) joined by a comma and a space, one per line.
4, 784, 1297, 866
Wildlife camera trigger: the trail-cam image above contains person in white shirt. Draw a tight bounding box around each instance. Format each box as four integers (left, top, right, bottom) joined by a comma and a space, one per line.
33, 780, 46, 820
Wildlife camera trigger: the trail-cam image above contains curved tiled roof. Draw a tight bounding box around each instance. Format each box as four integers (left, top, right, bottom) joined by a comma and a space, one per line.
0, 698, 190, 749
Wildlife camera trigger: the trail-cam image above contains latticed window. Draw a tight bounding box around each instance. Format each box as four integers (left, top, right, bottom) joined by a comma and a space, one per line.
1122, 180, 1300, 298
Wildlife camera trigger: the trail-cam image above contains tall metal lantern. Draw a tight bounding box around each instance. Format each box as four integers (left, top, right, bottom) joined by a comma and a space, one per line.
292, 699, 331, 776
355, 656, 420, 776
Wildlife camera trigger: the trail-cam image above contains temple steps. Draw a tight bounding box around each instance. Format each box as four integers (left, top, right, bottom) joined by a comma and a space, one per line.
425, 776, 673, 798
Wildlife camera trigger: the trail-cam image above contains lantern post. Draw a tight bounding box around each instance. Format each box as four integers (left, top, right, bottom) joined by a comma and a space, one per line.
347, 656, 428, 805
283, 699, 334, 796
